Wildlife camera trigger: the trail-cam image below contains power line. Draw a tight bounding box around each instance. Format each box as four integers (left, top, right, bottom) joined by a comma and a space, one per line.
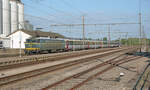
24, 0, 84, 25
26, 0, 141, 24
1, 7, 64, 24
24, 3, 80, 23
24, 3, 56, 17
59, 0, 84, 14
30, 0, 82, 20
1, 7, 69, 32
59, 0, 134, 23
59, 0, 105, 22
51, 22, 139, 26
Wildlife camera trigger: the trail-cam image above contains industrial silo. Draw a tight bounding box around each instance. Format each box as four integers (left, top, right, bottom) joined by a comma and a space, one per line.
10, 0, 18, 33
18, 1, 24, 29
0, 0, 3, 34
2, 0, 11, 36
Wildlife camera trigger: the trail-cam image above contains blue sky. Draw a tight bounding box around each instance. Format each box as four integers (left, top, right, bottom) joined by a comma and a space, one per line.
22, 0, 150, 39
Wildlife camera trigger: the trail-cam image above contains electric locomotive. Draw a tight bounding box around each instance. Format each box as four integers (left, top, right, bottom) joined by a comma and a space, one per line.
25, 37, 65, 54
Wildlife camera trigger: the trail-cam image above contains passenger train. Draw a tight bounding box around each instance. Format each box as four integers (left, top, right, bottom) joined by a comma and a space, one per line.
24, 37, 119, 54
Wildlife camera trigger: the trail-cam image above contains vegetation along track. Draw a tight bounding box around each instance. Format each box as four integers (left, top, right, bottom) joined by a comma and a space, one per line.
0, 48, 130, 71
0, 47, 133, 87
41, 54, 142, 90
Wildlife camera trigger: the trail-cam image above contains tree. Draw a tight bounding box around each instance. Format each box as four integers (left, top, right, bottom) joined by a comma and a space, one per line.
103, 37, 107, 41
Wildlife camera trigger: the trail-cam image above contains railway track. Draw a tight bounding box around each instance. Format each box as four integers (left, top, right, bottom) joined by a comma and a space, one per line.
0, 48, 128, 71
41, 55, 142, 90
133, 63, 150, 90
0, 47, 133, 88
0, 48, 118, 59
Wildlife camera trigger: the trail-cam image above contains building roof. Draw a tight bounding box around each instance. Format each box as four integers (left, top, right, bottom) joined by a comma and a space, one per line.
7, 30, 65, 38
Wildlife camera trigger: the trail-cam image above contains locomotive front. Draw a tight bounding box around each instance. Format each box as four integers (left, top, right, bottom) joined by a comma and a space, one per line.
25, 39, 41, 54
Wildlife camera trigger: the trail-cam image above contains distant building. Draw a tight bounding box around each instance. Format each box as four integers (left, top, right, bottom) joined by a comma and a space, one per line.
24, 20, 33, 31
7, 30, 65, 49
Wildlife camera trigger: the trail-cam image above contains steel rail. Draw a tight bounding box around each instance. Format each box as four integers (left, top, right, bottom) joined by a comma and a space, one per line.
0, 48, 117, 71
0, 48, 131, 87
41, 54, 133, 90
41, 55, 141, 90
70, 56, 142, 90
133, 63, 150, 90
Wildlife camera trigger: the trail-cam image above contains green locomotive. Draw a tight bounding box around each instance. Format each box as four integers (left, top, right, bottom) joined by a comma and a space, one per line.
25, 37, 65, 54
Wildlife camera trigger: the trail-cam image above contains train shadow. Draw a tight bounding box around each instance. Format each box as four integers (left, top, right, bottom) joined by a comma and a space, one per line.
125, 51, 150, 64
126, 52, 150, 58
145, 60, 150, 63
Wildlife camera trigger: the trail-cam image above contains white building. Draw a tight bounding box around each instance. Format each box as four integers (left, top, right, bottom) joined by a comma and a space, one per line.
7, 30, 65, 49
8, 30, 31, 49
0, 36, 10, 48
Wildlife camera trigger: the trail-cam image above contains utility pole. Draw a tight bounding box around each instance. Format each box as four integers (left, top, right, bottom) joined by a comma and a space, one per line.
50, 25, 53, 38
108, 24, 111, 47
18, 23, 24, 58
126, 32, 128, 46
142, 26, 147, 52
139, 13, 142, 52
139, 0, 142, 52
19, 30, 22, 58
119, 33, 121, 47
82, 16, 85, 48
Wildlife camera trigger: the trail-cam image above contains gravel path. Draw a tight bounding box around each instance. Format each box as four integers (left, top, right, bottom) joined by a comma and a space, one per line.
0, 48, 122, 79
0, 48, 113, 62
78, 57, 149, 90
0, 51, 124, 90
0, 48, 144, 90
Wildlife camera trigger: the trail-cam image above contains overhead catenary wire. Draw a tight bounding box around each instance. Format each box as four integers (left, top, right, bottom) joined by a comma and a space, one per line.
27, 0, 146, 24
50, 22, 139, 26
1, 6, 67, 25
59, 0, 140, 23
27, 0, 82, 20
1, 0, 83, 25
58, 0, 103, 22
24, 3, 81, 23
24, 3, 57, 18
0, 7, 70, 35
59, 0, 84, 14
25, 0, 142, 27
24, 3, 76, 24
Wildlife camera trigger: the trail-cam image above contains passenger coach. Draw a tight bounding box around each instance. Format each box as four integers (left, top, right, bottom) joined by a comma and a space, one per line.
25, 37, 118, 54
